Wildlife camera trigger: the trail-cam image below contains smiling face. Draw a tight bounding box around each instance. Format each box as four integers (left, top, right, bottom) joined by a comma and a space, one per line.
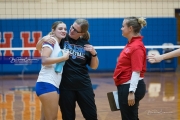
53, 23, 67, 39
69, 22, 83, 40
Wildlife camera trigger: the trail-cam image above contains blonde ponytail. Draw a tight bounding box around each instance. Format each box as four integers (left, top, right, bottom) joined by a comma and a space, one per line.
81, 31, 90, 41
138, 17, 147, 28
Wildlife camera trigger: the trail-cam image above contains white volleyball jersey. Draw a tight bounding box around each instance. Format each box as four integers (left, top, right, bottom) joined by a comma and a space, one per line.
37, 37, 63, 88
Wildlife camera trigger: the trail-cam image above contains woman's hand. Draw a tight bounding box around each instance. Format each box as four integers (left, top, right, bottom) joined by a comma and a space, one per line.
84, 44, 96, 55
62, 50, 70, 61
128, 92, 135, 106
36, 35, 56, 51
148, 54, 163, 63
43, 35, 56, 45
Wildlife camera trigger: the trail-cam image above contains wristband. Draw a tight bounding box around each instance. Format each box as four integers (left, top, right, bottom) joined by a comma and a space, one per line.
92, 53, 97, 57
129, 91, 134, 94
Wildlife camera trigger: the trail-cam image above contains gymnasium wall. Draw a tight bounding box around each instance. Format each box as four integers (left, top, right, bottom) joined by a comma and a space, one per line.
0, 0, 179, 73
0, 0, 179, 18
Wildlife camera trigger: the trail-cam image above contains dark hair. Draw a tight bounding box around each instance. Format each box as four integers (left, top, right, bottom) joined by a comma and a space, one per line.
124, 17, 147, 34
75, 19, 90, 40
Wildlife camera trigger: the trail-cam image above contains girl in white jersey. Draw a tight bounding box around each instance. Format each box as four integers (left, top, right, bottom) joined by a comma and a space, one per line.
35, 21, 69, 120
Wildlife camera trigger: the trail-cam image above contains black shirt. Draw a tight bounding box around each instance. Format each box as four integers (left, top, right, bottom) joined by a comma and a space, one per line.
59, 35, 93, 90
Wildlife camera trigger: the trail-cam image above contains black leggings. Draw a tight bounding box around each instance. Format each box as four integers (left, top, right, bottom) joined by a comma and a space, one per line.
117, 80, 146, 120
59, 88, 98, 120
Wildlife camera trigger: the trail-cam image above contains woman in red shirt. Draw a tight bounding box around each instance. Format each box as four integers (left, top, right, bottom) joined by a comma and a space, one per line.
113, 17, 147, 120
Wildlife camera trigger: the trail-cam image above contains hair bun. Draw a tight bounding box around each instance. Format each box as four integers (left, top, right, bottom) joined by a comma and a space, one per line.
138, 17, 147, 28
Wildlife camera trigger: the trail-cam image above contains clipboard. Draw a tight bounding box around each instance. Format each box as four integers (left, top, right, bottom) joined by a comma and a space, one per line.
107, 91, 120, 111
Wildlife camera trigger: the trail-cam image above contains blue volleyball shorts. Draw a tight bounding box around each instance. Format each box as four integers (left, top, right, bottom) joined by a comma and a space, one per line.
35, 82, 60, 96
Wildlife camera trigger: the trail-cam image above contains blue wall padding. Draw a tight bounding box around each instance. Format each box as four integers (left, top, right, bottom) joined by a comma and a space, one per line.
0, 18, 177, 73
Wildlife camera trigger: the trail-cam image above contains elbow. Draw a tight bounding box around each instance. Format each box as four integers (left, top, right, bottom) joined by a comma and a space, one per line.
91, 67, 98, 70
41, 61, 46, 66
41, 58, 48, 66
90, 59, 99, 70
90, 65, 98, 70
90, 62, 99, 70
36, 44, 41, 51
36, 41, 43, 51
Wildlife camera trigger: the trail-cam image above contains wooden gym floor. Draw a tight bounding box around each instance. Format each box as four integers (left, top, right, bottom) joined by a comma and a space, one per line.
0, 72, 179, 120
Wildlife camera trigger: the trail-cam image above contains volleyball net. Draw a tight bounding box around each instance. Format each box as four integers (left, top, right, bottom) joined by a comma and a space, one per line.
0, 45, 179, 75
0, 0, 180, 73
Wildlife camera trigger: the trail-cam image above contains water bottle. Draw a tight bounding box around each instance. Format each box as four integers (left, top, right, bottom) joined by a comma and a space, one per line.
54, 51, 65, 73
